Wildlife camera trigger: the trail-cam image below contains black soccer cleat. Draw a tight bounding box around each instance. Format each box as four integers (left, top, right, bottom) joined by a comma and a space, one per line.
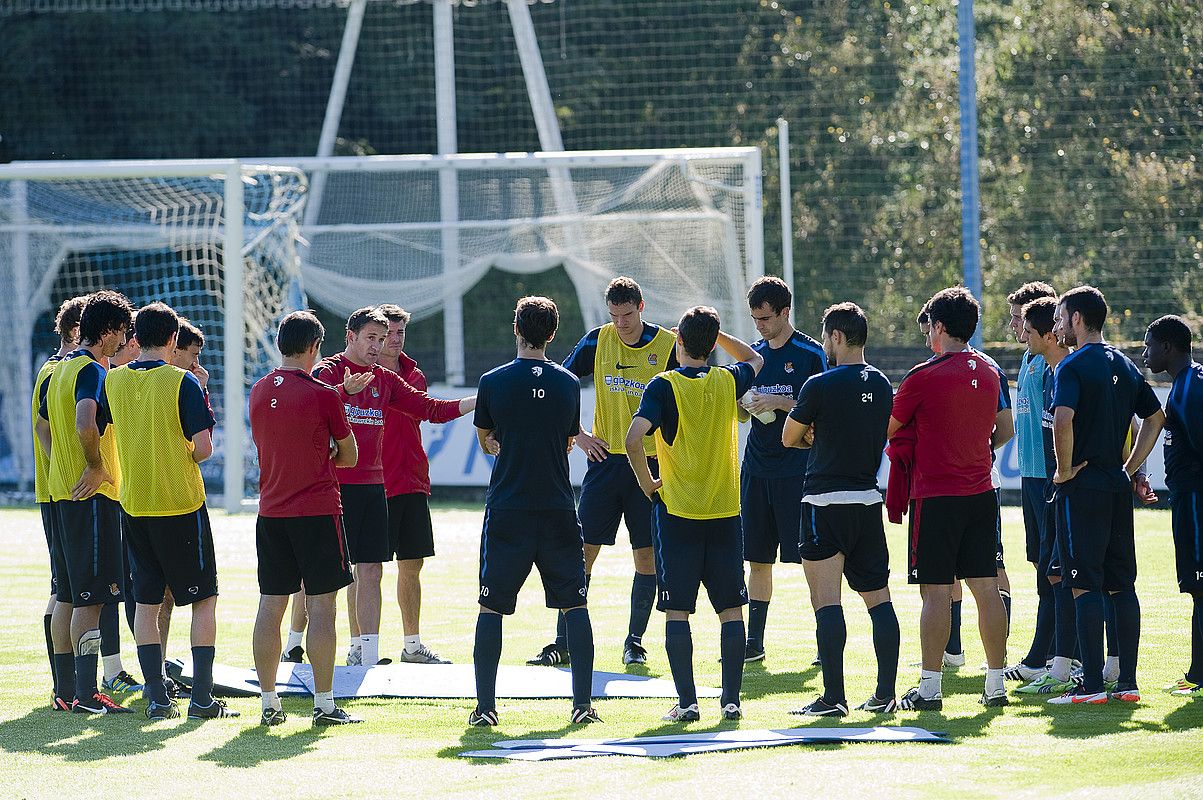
188, 699, 241, 720
898, 687, 943, 711
468, 708, 499, 726
623, 640, 648, 666
571, 706, 603, 724
260, 706, 287, 727
313, 705, 362, 726
280, 646, 304, 664
791, 696, 849, 717
743, 643, 766, 663
526, 642, 569, 666
147, 700, 181, 721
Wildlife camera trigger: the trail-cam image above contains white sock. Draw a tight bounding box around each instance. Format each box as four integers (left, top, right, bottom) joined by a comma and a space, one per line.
102, 653, 123, 681
1050, 656, 1072, 682
360, 634, 379, 666
285, 630, 304, 652
261, 690, 281, 712
404, 635, 422, 654
985, 668, 1005, 695
314, 690, 335, 714
919, 669, 943, 699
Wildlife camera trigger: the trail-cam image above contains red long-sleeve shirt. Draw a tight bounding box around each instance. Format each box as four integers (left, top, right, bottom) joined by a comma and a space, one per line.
382, 351, 433, 497
313, 353, 462, 485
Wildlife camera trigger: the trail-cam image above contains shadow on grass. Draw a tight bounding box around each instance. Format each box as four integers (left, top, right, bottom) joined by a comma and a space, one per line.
0, 703, 192, 760
740, 663, 821, 700
439, 718, 580, 764
198, 722, 323, 768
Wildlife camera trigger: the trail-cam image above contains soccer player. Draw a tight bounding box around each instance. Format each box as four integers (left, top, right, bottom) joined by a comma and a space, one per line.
31, 296, 88, 703
739, 277, 826, 663
471, 296, 599, 726
312, 306, 473, 667
530, 277, 677, 668
251, 310, 362, 726
1003, 281, 1060, 684
783, 302, 899, 716
1046, 286, 1164, 705
103, 302, 237, 720
1013, 296, 1079, 695
888, 287, 1012, 710
37, 290, 135, 714
1143, 315, 1203, 698
375, 303, 449, 664
626, 306, 764, 722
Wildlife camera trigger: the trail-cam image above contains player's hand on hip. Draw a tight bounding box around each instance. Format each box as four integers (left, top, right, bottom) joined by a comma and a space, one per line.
640, 477, 663, 499
343, 367, 374, 394
576, 430, 610, 461
71, 465, 112, 500
485, 431, 501, 456
1052, 462, 1085, 485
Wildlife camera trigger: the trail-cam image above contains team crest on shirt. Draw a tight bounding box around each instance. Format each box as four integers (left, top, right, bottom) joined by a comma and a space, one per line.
860, 369, 870, 382
784, 361, 794, 373
370, 386, 380, 398
80, 591, 91, 600
532, 365, 543, 377
968, 359, 978, 370
648, 353, 658, 366
109, 583, 119, 596
273, 375, 284, 387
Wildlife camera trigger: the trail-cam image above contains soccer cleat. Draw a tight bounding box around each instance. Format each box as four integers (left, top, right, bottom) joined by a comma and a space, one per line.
662, 703, 701, 722
1015, 674, 1075, 695
791, 696, 848, 717
375, 658, 393, 666
1047, 688, 1109, 705
811, 655, 822, 667
313, 706, 362, 726
163, 675, 190, 700
980, 688, 1010, 707
468, 708, 499, 727
72, 692, 134, 715
1166, 677, 1202, 697
345, 644, 363, 666
721, 703, 743, 721
101, 670, 143, 694
857, 695, 899, 713
1002, 662, 1045, 682
398, 644, 450, 665
942, 651, 966, 668
51, 695, 71, 712
571, 706, 603, 724
146, 700, 180, 721
280, 646, 304, 664
743, 643, 766, 663
260, 706, 287, 727
187, 699, 241, 719
1109, 685, 1141, 703
898, 687, 943, 711
526, 642, 569, 667
623, 640, 648, 666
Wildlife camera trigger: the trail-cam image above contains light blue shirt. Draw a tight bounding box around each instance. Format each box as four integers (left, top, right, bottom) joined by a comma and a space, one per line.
1015, 350, 1047, 478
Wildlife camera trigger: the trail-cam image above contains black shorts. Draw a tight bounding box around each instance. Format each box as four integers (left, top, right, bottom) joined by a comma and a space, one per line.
652, 501, 747, 614
740, 471, 803, 564
478, 507, 587, 615
1170, 490, 1203, 594
907, 491, 1000, 585
53, 496, 125, 606
256, 514, 354, 596
40, 502, 59, 595
800, 502, 890, 593
578, 454, 656, 549
123, 506, 219, 606
340, 483, 390, 565
994, 487, 1006, 570
1035, 481, 1059, 580
1053, 483, 1136, 592
1020, 477, 1048, 565
387, 493, 435, 561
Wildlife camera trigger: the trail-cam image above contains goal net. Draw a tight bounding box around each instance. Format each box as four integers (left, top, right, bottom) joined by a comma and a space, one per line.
0, 162, 308, 507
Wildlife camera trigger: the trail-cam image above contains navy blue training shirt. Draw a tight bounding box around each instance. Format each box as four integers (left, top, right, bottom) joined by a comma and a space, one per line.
99, 360, 216, 441
635, 363, 756, 445
789, 363, 893, 495
1164, 361, 1203, 493
563, 322, 679, 379
1041, 364, 1057, 481
474, 357, 580, 511
1052, 342, 1161, 491
743, 331, 826, 478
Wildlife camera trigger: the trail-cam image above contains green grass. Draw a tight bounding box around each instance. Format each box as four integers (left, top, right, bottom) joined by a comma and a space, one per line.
1, 504, 1200, 799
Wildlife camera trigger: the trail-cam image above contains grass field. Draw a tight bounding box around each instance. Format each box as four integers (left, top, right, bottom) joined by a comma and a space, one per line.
1, 503, 1200, 800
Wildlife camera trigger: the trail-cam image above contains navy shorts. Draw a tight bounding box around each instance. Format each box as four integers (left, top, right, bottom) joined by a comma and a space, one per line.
1020, 477, 1048, 565
1170, 490, 1203, 594
124, 506, 218, 606
340, 483, 390, 565
800, 502, 890, 593
387, 492, 435, 561
1034, 480, 1058, 580
257, 514, 354, 596
740, 471, 803, 564
907, 491, 999, 585
40, 501, 58, 595
578, 454, 656, 549
478, 507, 587, 615
53, 495, 125, 606
652, 501, 747, 614
1054, 483, 1136, 592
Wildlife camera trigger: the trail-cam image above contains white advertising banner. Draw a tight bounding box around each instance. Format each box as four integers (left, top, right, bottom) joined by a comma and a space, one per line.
423, 385, 1174, 492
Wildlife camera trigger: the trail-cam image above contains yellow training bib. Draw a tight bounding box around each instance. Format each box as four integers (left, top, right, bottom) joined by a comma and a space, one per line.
593, 323, 676, 456
654, 368, 741, 519
46, 353, 120, 502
